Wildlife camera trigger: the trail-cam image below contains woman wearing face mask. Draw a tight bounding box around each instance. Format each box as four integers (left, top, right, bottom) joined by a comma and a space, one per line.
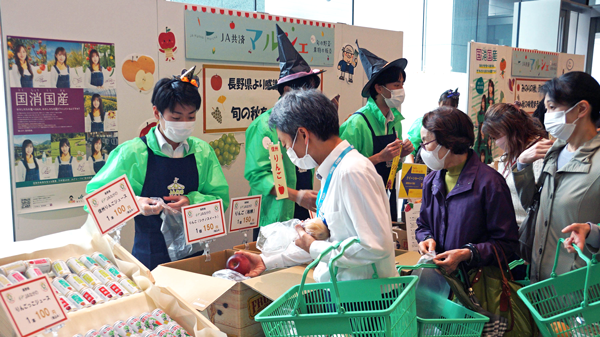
340, 42, 414, 222
513, 71, 600, 282
481, 103, 547, 227
415, 106, 518, 274
85, 67, 230, 270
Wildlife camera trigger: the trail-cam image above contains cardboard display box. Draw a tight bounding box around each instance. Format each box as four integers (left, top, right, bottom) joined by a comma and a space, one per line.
153, 249, 315, 337
232, 241, 260, 254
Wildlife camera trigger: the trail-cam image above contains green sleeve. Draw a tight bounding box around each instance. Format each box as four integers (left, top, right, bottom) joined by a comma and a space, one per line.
407, 117, 423, 156
186, 141, 230, 211
340, 115, 372, 158
244, 117, 276, 196
84, 138, 148, 212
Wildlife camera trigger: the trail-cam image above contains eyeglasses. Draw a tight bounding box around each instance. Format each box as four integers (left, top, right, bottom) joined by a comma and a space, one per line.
422, 139, 437, 147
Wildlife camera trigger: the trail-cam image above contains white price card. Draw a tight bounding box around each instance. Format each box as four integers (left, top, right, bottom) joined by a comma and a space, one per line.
85, 174, 141, 234
0, 276, 68, 337
229, 195, 262, 232
182, 199, 227, 244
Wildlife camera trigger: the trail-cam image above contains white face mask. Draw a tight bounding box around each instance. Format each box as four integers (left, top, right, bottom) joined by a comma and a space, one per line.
286, 130, 318, 170
544, 103, 580, 141
160, 115, 195, 143
381, 86, 405, 109
421, 143, 449, 171
495, 135, 508, 151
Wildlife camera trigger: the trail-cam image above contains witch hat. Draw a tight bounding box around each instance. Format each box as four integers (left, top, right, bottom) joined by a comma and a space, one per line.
268, 24, 325, 90
357, 40, 407, 98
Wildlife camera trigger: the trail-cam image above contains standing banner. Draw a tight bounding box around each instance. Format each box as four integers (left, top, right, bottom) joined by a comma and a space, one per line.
7, 36, 118, 213
184, 6, 335, 67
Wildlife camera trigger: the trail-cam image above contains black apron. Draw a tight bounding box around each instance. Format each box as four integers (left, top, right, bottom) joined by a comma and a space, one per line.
55, 65, 70, 88
132, 137, 200, 270
353, 112, 398, 222
91, 155, 105, 173
294, 167, 312, 220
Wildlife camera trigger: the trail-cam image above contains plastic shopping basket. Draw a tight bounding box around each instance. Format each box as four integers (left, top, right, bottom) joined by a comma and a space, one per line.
508, 259, 530, 287
517, 238, 600, 337
255, 238, 418, 337
396, 264, 488, 337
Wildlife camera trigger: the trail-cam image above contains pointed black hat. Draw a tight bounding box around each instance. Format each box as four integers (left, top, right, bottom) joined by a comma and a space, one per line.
269, 24, 325, 90
356, 40, 407, 98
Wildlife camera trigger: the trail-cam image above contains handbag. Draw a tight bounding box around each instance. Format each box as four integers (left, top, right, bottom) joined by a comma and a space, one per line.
442, 245, 537, 337
517, 162, 547, 263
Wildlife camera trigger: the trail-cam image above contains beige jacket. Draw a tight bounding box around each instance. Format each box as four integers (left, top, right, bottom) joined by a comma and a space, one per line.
513, 133, 600, 283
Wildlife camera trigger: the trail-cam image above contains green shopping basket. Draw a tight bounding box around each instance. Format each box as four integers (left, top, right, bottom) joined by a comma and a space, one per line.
396, 264, 488, 337
508, 259, 530, 286
517, 238, 600, 337
255, 238, 418, 337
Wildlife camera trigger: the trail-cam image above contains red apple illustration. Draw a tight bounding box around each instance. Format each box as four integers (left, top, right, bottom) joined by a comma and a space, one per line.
211, 74, 222, 91
278, 185, 285, 195
39, 64, 46, 71
230, 21, 235, 29
158, 28, 177, 49
107, 66, 112, 72
227, 254, 251, 275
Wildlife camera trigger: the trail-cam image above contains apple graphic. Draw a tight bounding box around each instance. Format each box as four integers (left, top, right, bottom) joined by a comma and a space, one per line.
211, 74, 222, 91
227, 254, 251, 275
39, 64, 46, 71
135, 70, 155, 92
158, 29, 176, 50
278, 185, 285, 195
230, 21, 235, 29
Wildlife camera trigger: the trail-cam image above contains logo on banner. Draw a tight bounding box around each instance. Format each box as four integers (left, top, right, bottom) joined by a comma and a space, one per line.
168, 177, 185, 196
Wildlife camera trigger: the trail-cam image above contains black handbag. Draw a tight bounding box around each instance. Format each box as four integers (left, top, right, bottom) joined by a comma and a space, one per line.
517, 163, 546, 263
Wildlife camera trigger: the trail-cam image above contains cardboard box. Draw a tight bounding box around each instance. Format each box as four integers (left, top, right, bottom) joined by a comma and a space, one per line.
108, 235, 155, 283
392, 227, 409, 251
153, 249, 315, 337
232, 241, 261, 254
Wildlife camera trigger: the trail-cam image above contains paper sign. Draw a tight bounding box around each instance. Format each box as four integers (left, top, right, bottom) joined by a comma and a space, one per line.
404, 202, 421, 252
85, 174, 141, 235
0, 276, 68, 337
182, 199, 227, 244
398, 164, 427, 199
229, 195, 262, 232
269, 144, 289, 200
386, 146, 402, 190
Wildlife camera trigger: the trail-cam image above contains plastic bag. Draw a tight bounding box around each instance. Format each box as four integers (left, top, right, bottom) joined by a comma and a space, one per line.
154, 197, 204, 262
212, 269, 250, 282
412, 251, 451, 319
256, 219, 302, 256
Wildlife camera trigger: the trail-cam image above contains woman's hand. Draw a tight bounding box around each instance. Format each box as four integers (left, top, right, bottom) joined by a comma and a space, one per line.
562, 223, 591, 253
418, 238, 436, 255
233, 251, 266, 277
518, 139, 554, 165
433, 248, 471, 274
163, 195, 190, 211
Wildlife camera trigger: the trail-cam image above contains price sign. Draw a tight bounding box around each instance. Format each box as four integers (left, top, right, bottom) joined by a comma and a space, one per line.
229, 195, 262, 232
182, 199, 227, 244
0, 276, 68, 337
269, 144, 289, 200
85, 175, 141, 235
398, 164, 428, 199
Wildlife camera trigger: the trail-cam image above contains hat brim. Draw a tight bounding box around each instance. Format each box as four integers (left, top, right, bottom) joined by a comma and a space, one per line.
361, 58, 407, 98
268, 69, 326, 90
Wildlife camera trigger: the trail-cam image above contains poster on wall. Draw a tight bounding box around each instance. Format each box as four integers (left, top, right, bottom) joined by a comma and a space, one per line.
202, 64, 281, 133
7, 36, 117, 214
511, 48, 558, 78
513, 79, 547, 113
184, 6, 334, 67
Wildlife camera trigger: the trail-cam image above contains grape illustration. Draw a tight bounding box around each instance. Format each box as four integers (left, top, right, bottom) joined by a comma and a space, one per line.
211, 107, 223, 124
210, 133, 242, 167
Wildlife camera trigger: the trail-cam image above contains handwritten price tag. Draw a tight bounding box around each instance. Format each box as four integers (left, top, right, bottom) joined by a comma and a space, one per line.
85, 174, 141, 234
269, 144, 289, 200
182, 199, 227, 244
229, 195, 262, 232
0, 276, 68, 337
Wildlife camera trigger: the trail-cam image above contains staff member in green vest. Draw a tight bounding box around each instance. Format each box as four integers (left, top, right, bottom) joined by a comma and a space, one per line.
245, 24, 323, 240
340, 42, 413, 222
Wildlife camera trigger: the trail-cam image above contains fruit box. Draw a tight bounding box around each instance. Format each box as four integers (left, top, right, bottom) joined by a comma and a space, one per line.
232, 241, 261, 254
153, 249, 316, 337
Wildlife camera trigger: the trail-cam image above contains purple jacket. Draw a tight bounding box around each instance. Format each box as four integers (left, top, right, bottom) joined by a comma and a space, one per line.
415, 151, 519, 267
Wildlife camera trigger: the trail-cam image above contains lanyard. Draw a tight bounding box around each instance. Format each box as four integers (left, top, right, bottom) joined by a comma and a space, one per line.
316, 145, 354, 217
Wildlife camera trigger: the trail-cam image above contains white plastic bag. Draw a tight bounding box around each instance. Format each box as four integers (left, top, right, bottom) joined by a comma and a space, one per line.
154, 197, 204, 261
211, 269, 250, 282
256, 219, 302, 256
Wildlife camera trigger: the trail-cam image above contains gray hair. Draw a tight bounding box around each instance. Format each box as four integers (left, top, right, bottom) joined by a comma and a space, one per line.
268, 89, 339, 141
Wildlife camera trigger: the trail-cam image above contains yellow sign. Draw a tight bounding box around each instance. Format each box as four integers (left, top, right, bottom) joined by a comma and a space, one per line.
269, 144, 289, 200
398, 163, 427, 199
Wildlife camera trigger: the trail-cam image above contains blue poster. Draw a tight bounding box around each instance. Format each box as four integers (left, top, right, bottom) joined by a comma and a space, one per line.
184, 8, 335, 67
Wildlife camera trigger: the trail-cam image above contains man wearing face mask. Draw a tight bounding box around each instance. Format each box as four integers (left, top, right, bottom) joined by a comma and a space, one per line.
340, 42, 414, 222
245, 24, 323, 239
86, 67, 230, 270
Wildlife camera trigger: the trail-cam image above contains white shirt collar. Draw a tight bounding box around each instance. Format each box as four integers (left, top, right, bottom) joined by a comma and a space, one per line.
316, 140, 352, 180
385, 109, 395, 123
154, 126, 189, 158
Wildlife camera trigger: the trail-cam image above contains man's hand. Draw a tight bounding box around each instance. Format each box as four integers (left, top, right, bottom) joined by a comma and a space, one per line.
233, 251, 266, 277
562, 223, 591, 253
163, 195, 190, 212
377, 139, 403, 163
137, 197, 163, 216
418, 238, 436, 255
518, 139, 554, 165
296, 190, 318, 211
400, 139, 414, 158
433, 248, 471, 274
295, 224, 316, 253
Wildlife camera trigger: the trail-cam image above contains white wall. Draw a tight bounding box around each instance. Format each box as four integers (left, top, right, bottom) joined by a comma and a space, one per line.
516, 0, 561, 52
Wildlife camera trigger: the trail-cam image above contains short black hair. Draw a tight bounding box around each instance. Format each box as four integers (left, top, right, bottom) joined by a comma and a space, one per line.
439, 89, 459, 108
151, 77, 202, 114
423, 106, 474, 155
541, 71, 600, 123
369, 66, 406, 100
277, 74, 320, 96
269, 89, 339, 141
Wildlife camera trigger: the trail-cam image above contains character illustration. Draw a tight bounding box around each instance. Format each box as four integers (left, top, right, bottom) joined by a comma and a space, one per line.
158, 27, 177, 61
338, 44, 358, 83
